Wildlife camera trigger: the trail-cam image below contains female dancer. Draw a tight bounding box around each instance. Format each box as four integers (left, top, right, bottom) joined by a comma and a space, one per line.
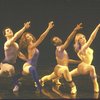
40, 23, 83, 94
70, 24, 100, 93
13, 21, 54, 93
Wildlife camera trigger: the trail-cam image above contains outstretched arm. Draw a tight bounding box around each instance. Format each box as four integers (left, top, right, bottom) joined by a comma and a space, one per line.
61, 23, 83, 51
68, 59, 81, 64
31, 21, 54, 48
81, 24, 100, 51
18, 52, 27, 61
9, 21, 30, 44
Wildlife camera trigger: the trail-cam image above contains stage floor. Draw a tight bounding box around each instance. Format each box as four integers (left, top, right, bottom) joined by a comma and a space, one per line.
0, 67, 99, 99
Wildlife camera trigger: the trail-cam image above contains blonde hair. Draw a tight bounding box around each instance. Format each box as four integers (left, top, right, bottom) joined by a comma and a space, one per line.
74, 33, 86, 52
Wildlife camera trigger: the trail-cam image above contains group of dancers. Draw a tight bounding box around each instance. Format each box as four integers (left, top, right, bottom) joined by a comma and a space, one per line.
0, 21, 99, 95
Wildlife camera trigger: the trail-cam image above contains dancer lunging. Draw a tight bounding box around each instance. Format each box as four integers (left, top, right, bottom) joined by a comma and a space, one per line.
40, 23, 83, 94
70, 24, 100, 93
13, 21, 54, 93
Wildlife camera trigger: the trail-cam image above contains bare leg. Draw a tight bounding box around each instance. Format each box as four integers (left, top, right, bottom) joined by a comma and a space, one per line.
90, 65, 99, 93
70, 68, 80, 77
61, 67, 77, 94
78, 63, 99, 93
40, 72, 58, 86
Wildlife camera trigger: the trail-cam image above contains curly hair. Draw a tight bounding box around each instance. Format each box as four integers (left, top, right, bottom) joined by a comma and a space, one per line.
19, 32, 36, 57
19, 32, 36, 50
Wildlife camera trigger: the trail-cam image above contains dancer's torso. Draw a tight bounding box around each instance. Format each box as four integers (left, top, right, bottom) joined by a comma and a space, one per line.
27, 48, 39, 66
78, 47, 93, 65
56, 46, 69, 66
3, 42, 19, 64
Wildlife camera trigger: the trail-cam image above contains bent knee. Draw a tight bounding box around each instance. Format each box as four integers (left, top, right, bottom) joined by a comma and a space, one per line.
23, 67, 30, 74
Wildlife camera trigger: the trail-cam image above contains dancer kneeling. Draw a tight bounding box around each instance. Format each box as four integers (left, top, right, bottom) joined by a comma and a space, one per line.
13, 21, 54, 93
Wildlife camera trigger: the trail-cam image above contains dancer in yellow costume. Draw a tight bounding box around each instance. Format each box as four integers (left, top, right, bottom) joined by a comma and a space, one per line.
70, 24, 100, 93
40, 23, 83, 94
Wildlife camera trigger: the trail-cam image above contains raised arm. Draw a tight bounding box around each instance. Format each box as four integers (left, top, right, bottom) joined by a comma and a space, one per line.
81, 24, 100, 51
31, 21, 54, 48
61, 23, 83, 51
9, 21, 30, 43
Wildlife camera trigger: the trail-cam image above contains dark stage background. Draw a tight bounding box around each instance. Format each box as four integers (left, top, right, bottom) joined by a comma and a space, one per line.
0, 0, 100, 74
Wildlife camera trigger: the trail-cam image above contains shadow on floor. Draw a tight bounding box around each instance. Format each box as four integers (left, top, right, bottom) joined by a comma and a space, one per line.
0, 68, 100, 99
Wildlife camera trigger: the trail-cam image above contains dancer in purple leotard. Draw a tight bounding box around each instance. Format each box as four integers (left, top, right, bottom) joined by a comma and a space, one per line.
13, 21, 54, 93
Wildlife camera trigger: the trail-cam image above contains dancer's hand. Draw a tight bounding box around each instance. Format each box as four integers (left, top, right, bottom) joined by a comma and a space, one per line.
48, 21, 54, 29
97, 24, 100, 28
75, 23, 83, 31
24, 21, 31, 29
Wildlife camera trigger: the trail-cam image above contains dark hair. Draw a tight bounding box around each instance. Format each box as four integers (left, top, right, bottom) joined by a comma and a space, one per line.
2, 27, 12, 36
51, 36, 62, 46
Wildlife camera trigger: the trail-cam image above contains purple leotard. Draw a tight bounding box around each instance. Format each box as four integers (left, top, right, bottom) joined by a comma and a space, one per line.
27, 48, 39, 66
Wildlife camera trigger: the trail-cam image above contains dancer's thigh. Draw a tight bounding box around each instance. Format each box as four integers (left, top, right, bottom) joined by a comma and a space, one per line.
23, 62, 31, 75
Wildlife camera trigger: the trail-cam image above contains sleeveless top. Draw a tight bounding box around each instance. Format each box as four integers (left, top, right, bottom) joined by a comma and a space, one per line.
55, 46, 69, 66
27, 48, 39, 66
3, 44, 19, 64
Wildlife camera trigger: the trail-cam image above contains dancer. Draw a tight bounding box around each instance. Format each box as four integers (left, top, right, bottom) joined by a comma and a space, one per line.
0, 21, 30, 77
40, 23, 83, 94
13, 21, 54, 93
70, 24, 100, 93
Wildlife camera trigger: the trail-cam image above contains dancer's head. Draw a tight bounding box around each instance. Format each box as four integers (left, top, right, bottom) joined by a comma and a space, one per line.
3, 27, 14, 38
51, 36, 62, 46
74, 33, 86, 52
19, 32, 36, 49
